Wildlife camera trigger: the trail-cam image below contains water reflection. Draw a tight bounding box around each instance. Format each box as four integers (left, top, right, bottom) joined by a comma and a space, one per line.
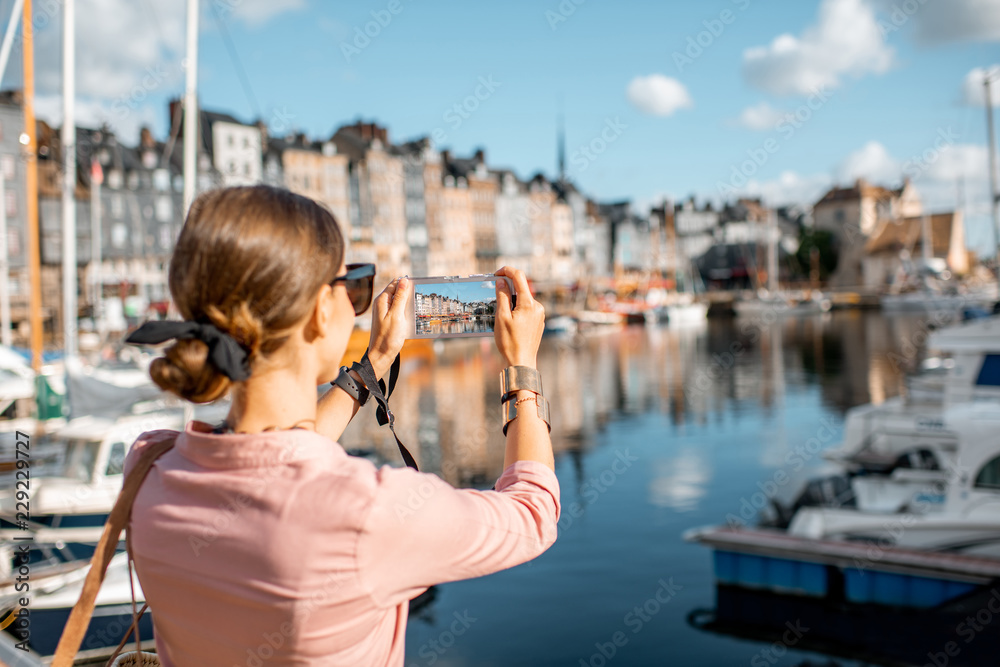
416, 316, 496, 336
343, 310, 957, 666
339, 311, 937, 487
647, 450, 712, 512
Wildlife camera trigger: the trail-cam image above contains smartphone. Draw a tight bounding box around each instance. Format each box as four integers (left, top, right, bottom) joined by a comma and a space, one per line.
406, 274, 516, 339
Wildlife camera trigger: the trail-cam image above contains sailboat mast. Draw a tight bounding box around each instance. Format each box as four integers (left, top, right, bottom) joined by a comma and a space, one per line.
22, 0, 41, 371
61, 0, 76, 361
985, 71, 1000, 270
767, 207, 778, 292
182, 0, 199, 215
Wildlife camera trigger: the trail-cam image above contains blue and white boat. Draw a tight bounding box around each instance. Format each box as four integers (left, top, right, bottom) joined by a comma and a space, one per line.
688, 401, 1000, 612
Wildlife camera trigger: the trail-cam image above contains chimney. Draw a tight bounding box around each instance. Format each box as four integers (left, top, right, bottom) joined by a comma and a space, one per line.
168, 98, 183, 137
473, 148, 485, 164
441, 149, 451, 165
139, 126, 155, 149
256, 119, 269, 152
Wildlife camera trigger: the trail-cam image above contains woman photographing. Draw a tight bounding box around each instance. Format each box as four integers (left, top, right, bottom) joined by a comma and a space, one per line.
122, 185, 560, 665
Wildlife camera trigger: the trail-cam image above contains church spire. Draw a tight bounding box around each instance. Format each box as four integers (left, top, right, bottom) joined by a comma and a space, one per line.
557, 100, 566, 184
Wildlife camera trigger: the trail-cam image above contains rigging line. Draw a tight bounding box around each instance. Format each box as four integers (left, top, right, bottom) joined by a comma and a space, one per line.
209, 2, 262, 121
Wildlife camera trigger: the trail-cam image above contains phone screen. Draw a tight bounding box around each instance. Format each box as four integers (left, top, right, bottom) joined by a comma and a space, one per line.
409, 276, 513, 339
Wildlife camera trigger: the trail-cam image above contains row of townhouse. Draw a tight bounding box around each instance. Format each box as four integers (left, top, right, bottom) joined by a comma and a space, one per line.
18, 91, 969, 342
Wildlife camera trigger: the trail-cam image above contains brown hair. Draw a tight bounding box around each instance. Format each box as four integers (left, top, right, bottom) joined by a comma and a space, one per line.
150, 185, 345, 403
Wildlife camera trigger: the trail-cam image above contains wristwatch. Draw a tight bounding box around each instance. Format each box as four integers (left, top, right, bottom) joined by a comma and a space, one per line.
332, 366, 370, 405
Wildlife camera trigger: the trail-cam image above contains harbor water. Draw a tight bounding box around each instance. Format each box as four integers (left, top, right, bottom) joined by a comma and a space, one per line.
339, 310, 950, 666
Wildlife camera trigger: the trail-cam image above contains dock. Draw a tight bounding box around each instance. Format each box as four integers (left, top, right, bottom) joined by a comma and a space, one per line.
686, 526, 1000, 608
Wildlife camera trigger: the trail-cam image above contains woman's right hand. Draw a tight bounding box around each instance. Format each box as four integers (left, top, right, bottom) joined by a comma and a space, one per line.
494, 267, 545, 369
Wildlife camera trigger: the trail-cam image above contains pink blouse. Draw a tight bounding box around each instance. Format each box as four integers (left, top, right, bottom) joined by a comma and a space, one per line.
124, 421, 560, 666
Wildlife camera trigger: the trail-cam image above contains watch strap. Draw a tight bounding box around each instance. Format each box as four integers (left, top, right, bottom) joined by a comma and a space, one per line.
333, 366, 369, 406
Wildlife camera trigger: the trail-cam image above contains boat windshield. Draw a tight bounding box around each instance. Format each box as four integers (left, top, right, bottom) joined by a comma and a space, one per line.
61, 439, 101, 483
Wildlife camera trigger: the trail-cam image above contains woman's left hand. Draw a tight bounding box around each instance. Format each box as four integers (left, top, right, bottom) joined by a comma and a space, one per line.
367, 277, 412, 378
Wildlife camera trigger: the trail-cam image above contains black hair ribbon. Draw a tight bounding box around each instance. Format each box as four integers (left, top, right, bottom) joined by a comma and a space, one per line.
125, 320, 252, 382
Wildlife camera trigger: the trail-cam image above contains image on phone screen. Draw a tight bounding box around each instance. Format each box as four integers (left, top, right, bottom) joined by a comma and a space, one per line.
407, 276, 514, 339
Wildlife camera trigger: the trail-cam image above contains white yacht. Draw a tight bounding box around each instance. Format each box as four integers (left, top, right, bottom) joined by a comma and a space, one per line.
789, 401, 1000, 557
0, 409, 185, 568
824, 314, 1000, 474
732, 289, 831, 318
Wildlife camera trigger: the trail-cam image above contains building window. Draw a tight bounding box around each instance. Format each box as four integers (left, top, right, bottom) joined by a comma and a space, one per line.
111, 223, 127, 248
7, 228, 19, 257
153, 169, 170, 191
155, 195, 172, 222
108, 170, 123, 189
111, 194, 124, 219
5, 191, 14, 217
1, 155, 13, 180
159, 224, 172, 249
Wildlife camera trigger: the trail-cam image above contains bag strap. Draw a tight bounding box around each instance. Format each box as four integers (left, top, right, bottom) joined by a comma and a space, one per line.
51, 434, 178, 667
104, 602, 149, 666
351, 351, 418, 471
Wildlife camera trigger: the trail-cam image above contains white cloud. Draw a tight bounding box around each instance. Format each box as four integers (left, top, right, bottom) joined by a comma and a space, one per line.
36, 94, 160, 145
742, 0, 893, 96
735, 170, 832, 207
736, 102, 794, 131
875, 0, 1000, 44
961, 66, 1000, 106
704, 140, 993, 254
216, 0, 307, 27
31, 0, 302, 140
917, 143, 990, 214
837, 140, 900, 184
626, 74, 692, 117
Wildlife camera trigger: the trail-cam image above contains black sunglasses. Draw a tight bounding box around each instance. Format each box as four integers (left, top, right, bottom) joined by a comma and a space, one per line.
330, 263, 376, 315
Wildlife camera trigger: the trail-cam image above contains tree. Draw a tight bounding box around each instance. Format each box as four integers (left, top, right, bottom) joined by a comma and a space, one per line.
795, 228, 838, 282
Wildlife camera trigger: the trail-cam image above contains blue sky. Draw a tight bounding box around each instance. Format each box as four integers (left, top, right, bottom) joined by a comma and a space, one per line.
19, 0, 1000, 252
416, 280, 498, 304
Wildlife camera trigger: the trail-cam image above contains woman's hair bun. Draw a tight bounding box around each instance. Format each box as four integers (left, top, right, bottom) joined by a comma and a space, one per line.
149, 338, 231, 404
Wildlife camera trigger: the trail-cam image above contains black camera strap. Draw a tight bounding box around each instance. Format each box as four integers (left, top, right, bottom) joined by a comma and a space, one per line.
352, 351, 419, 471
